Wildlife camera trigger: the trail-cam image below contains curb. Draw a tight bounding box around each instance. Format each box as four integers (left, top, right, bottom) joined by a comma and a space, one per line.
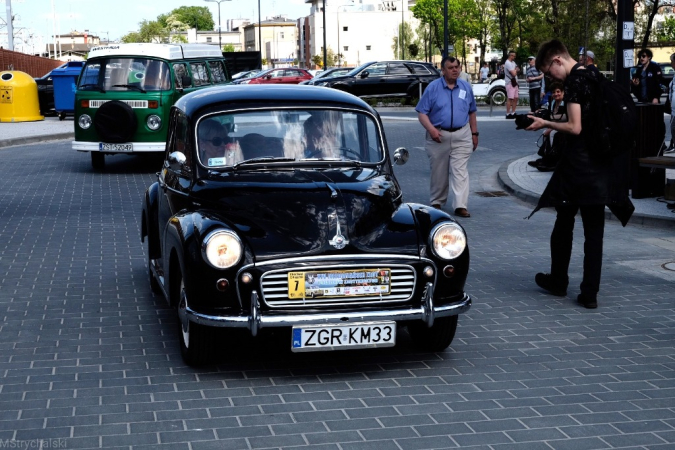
0, 132, 74, 149
497, 158, 675, 229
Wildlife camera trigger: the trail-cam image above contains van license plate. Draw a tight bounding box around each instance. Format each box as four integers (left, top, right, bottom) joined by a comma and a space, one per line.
291, 321, 396, 352
99, 143, 132, 152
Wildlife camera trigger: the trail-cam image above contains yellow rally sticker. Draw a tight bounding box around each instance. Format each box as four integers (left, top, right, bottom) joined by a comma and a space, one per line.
288, 272, 306, 299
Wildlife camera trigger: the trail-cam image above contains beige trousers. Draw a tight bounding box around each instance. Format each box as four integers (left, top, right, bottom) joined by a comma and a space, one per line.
424, 124, 473, 210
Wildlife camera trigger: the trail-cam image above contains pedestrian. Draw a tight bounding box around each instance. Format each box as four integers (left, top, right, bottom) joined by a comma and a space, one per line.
504, 51, 520, 118
416, 56, 479, 218
526, 56, 544, 112
584, 50, 601, 77
631, 48, 663, 104
480, 62, 490, 83
525, 39, 634, 309
666, 52, 675, 152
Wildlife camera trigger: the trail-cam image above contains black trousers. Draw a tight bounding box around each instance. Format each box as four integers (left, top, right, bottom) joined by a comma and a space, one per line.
529, 88, 541, 112
550, 204, 605, 296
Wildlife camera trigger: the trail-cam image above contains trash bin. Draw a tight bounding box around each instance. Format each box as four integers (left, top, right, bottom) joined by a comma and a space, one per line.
631, 103, 665, 198
51, 61, 84, 120
0, 71, 44, 123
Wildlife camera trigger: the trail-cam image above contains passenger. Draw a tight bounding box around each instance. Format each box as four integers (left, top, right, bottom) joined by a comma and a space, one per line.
198, 119, 241, 166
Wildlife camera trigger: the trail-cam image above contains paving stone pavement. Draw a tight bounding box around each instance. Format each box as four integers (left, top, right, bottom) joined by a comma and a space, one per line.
0, 121, 673, 450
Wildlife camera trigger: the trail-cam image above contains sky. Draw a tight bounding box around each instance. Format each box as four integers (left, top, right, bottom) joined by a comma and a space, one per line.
3, 0, 311, 45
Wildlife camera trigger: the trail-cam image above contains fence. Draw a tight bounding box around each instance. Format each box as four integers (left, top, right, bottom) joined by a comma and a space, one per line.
0, 48, 66, 77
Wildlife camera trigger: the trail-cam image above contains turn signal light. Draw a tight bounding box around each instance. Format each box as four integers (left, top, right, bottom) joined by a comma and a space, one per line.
148, 100, 158, 109
216, 278, 229, 292
81, 100, 89, 108
443, 265, 456, 278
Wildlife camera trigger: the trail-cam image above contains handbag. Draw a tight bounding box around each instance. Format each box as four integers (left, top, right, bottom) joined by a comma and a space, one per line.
536, 134, 551, 157
511, 76, 518, 87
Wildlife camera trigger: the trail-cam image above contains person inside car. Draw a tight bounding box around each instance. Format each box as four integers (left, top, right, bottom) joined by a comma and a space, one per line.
198, 119, 241, 166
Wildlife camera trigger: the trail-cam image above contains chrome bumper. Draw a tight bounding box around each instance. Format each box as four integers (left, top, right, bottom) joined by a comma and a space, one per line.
186, 282, 471, 336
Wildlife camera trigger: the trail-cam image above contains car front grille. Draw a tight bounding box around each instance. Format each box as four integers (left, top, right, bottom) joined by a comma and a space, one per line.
260, 264, 416, 308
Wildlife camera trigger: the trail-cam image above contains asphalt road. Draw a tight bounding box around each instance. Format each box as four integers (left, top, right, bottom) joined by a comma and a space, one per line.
0, 117, 674, 449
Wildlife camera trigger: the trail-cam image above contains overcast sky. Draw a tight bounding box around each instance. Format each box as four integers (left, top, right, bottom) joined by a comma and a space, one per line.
6, 0, 311, 43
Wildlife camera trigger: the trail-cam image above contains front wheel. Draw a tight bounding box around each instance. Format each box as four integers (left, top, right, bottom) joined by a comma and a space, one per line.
489, 88, 507, 106
176, 269, 215, 366
408, 315, 458, 352
91, 152, 105, 170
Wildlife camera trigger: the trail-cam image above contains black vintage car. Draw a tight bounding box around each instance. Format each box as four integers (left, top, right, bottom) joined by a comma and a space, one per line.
313, 60, 440, 100
141, 84, 471, 365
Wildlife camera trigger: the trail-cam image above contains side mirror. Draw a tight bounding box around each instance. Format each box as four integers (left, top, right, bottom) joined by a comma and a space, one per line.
181, 76, 192, 88
167, 151, 187, 170
393, 148, 409, 166
360, 71, 369, 79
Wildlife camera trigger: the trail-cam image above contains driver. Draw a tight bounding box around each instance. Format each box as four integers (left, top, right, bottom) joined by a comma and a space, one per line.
198, 119, 242, 166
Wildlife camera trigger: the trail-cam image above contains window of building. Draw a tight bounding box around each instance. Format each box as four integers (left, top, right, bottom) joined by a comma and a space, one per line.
343, 46, 349, 51
343, 26, 348, 32
280, 32, 284, 39
366, 45, 371, 51
206, 37, 212, 43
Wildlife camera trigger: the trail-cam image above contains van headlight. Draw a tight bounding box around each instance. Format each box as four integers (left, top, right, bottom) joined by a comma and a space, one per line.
429, 223, 466, 260
78, 114, 92, 129
147, 115, 162, 131
202, 230, 243, 269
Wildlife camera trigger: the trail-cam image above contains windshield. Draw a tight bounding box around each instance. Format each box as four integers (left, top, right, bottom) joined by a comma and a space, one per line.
197, 109, 385, 168
78, 57, 171, 91
345, 62, 374, 77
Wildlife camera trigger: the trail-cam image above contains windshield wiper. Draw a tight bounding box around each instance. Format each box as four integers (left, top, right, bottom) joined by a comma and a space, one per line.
232, 156, 297, 170
79, 83, 105, 92
113, 84, 147, 93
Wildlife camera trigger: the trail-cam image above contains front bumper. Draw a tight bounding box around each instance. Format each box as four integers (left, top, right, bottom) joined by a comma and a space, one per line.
72, 141, 165, 152
186, 282, 471, 336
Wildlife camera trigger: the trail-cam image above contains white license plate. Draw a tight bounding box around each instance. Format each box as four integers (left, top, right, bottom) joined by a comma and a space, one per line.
99, 143, 132, 152
291, 321, 396, 352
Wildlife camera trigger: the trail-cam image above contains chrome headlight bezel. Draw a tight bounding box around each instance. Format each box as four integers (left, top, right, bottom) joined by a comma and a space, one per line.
429, 222, 467, 260
78, 114, 92, 129
146, 114, 162, 131
201, 230, 243, 269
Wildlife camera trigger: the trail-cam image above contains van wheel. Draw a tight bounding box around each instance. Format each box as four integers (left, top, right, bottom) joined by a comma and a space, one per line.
91, 152, 105, 170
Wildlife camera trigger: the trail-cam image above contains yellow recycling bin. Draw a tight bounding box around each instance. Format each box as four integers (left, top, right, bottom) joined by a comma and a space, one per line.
0, 71, 44, 122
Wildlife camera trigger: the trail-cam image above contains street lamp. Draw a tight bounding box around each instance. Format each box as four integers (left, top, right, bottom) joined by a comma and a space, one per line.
401, 0, 404, 60
204, 0, 231, 50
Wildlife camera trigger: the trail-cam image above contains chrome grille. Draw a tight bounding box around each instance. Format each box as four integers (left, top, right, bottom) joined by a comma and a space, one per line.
260, 264, 416, 308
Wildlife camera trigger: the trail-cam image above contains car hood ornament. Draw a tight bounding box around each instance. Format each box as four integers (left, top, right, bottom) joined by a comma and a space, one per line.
328, 216, 349, 250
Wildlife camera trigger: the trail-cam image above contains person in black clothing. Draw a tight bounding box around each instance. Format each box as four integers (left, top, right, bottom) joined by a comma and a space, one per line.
527, 81, 567, 171
525, 39, 634, 309
631, 49, 663, 104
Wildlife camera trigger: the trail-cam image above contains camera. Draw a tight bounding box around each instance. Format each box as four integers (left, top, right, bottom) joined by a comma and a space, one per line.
514, 109, 551, 130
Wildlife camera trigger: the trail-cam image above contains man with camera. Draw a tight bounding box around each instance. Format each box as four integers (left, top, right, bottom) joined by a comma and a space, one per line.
523, 39, 632, 310
416, 56, 478, 218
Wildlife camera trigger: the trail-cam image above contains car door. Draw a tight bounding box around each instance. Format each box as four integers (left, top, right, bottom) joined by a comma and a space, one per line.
386, 62, 415, 96
352, 62, 388, 97
280, 69, 301, 84
263, 69, 285, 84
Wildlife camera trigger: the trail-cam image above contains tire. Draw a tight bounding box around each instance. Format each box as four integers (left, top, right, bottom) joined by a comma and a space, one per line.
91, 152, 105, 170
175, 268, 215, 366
94, 100, 137, 143
489, 88, 507, 106
408, 315, 458, 352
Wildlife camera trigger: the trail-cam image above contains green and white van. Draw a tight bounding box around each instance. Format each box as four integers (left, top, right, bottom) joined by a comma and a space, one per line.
73, 43, 230, 170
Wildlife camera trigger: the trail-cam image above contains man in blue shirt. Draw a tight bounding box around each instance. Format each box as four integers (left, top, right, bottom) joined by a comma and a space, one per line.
416, 56, 478, 218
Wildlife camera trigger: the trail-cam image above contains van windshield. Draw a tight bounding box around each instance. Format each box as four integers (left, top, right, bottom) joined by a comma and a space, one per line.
78, 58, 171, 92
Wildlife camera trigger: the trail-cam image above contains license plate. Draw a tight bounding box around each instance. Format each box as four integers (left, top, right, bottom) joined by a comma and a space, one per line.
288, 269, 391, 299
291, 321, 396, 352
99, 143, 132, 152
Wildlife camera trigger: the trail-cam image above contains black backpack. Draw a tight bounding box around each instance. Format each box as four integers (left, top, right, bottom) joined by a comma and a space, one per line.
578, 71, 637, 158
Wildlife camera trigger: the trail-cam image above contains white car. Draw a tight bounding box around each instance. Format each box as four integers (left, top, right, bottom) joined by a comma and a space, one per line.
471, 78, 506, 105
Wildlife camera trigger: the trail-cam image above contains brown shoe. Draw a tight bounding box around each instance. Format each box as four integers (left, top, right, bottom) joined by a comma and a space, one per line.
454, 208, 470, 217
431, 204, 442, 209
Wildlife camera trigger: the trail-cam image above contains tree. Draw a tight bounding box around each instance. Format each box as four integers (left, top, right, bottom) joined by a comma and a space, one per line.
159, 6, 214, 31
121, 19, 168, 43
656, 15, 675, 41
223, 44, 236, 52
392, 22, 418, 59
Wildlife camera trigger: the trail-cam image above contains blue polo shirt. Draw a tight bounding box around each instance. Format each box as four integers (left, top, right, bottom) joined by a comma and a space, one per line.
415, 77, 477, 130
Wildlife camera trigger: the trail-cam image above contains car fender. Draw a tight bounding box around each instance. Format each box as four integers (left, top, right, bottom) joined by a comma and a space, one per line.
141, 181, 161, 259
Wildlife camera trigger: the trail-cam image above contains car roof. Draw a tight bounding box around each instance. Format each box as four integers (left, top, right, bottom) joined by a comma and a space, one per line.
175, 84, 376, 117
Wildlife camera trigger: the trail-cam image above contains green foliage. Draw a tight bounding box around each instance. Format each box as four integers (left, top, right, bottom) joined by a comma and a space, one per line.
223, 44, 236, 52
311, 54, 323, 68
121, 5, 215, 44
392, 22, 419, 60
656, 15, 675, 42
161, 6, 214, 31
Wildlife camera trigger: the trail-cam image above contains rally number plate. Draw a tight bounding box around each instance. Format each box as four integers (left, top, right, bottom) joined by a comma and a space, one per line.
291, 321, 396, 352
99, 143, 133, 152
287, 269, 391, 299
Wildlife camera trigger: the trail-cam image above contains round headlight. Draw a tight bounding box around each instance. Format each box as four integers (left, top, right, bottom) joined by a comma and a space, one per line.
429, 223, 467, 260
147, 115, 162, 131
78, 114, 92, 129
202, 230, 243, 269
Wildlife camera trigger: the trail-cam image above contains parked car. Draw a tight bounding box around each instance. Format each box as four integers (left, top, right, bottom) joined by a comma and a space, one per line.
237, 68, 312, 85
34, 64, 66, 116
141, 84, 472, 365
313, 60, 440, 99
471, 78, 507, 105
301, 67, 354, 85
231, 69, 259, 81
